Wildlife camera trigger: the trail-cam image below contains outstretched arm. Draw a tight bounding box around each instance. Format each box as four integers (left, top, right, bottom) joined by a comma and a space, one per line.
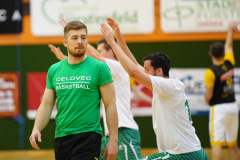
86, 44, 106, 63
225, 23, 238, 54
106, 18, 142, 68
101, 23, 152, 91
131, 85, 152, 103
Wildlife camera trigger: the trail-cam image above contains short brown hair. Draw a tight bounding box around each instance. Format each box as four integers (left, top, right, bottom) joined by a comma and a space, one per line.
64, 21, 87, 39
210, 42, 224, 58
97, 37, 116, 51
97, 37, 117, 59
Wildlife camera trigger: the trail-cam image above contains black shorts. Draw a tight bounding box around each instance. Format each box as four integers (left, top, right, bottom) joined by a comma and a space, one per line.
54, 132, 102, 160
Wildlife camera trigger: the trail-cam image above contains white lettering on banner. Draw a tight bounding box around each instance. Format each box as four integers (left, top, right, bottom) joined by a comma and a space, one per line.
0, 9, 22, 22
0, 9, 7, 22
0, 78, 15, 112
11, 10, 22, 21
0, 105, 15, 112
0, 90, 15, 112
0, 78, 15, 89
0, 73, 18, 116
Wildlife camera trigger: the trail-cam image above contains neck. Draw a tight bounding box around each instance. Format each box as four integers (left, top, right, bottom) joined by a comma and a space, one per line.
212, 57, 223, 65
67, 54, 87, 64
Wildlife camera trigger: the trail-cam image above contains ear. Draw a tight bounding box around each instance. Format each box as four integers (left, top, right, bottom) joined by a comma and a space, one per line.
108, 49, 114, 58
209, 51, 212, 57
156, 68, 163, 77
63, 39, 67, 47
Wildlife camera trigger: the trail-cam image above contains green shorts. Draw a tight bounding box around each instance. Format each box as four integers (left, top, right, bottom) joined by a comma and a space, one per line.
140, 148, 208, 160
100, 127, 142, 160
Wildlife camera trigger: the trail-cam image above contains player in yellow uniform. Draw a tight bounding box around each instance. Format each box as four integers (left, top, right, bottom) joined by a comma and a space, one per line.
205, 23, 239, 160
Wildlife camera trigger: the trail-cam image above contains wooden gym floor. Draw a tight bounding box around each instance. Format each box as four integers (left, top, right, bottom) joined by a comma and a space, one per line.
0, 148, 232, 160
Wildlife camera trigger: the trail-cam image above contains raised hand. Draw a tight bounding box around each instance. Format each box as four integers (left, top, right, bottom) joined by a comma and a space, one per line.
106, 18, 121, 38
100, 23, 116, 46
48, 44, 67, 61
60, 18, 67, 27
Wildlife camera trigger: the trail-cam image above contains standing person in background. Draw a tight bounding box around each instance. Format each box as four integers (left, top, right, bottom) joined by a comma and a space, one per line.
100, 18, 208, 160
205, 24, 239, 160
48, 19, 144, 160
29, 20, 118, 160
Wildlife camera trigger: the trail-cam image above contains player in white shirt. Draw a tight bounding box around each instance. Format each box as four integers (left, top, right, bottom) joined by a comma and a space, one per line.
101, 17, 208, 160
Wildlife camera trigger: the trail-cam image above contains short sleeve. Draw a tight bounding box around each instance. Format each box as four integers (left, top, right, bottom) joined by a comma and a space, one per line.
98, 63, 113, 87
150, 76, 182, 97
46, 66, 54, 90
224, 52, 235, 66
204, 69, 215, 87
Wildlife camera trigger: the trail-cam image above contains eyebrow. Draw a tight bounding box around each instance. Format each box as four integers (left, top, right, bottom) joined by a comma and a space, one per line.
71, 34, 87, 37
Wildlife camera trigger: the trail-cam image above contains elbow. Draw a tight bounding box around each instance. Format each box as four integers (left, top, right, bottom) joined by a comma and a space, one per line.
127, 68, 138, 78
205, 95, 211, 105
125, 63, 140, 78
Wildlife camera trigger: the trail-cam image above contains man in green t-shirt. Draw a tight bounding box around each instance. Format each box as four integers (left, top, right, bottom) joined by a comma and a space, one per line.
29, 21, 118, 160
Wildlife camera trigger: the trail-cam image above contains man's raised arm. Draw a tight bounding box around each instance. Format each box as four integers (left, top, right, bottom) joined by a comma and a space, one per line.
100, 23, 152, 91
106, 18, 142, 68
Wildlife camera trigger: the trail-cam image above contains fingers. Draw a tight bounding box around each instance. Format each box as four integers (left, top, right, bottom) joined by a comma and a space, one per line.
38, 134, 42, 142
106, 18, 114, 27
48, 44, 56, 52
107, 153, 118, 160
48, 44, 60, 55
100, 23, 108, 32
48, 44, 53, 50
60, 18, 67, 27
29, 135, 40, 150
101, 148, 107, 158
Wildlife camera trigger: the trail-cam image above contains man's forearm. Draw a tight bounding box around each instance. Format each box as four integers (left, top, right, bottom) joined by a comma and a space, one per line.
33, 105, 53, 132
105, 104, 118, 142
225, 25, 234, 49
115, 34, 139, 65
86, 44, 106, 62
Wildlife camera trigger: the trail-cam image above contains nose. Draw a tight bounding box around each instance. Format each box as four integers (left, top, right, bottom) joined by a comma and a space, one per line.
77, 38, 82, 45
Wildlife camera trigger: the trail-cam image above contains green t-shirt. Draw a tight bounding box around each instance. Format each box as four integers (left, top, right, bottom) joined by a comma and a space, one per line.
46, 56, 113, 138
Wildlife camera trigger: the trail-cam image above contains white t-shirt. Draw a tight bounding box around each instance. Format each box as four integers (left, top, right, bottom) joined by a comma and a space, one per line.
102, 58, 139, 135
150, 76, 201, 154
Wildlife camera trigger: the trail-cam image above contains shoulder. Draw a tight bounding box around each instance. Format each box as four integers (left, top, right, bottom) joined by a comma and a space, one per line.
48, 59, 65, 72
151, 76, 184, 88
205, 68, 214, 76
224, 53, 235, 66
150, 76, 185, 96
87, 56, 106, 66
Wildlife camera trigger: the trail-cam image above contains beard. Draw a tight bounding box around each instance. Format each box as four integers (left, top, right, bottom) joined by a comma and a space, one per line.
68, 48, 86, 57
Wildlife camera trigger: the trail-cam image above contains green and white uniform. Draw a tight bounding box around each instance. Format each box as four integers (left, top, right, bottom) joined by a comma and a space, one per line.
140, 76, 208, 160
101, 58, 141, 160
46, 56, 113, 138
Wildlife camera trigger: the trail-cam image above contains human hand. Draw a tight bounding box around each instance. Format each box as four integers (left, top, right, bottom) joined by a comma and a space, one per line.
48, 44, 66, 61
229, 23, 238, 32
29, 129, 42, 150
106, 18, 121, 38
101, 140, 118, 160
100, 23, 116, 46
60, 18, 67, 27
